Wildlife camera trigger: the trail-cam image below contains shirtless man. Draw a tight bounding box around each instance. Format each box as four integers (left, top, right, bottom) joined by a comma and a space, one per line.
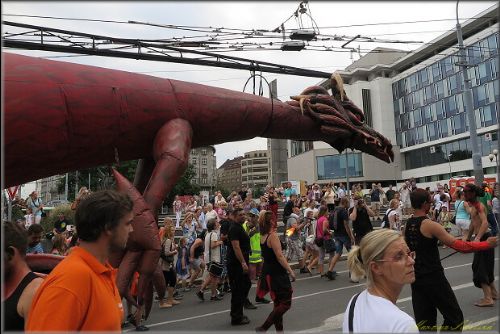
464, 183, 498, 307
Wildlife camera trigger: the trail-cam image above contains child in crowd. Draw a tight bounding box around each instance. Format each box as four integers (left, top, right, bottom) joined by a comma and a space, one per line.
51, 233, 69, 256
438, 206, 452, 248
176, 237, 191, 291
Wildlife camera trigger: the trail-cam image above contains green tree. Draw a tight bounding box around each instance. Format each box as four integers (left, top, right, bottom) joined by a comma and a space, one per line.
56, 160, 138, 201
165, 164, 200, 204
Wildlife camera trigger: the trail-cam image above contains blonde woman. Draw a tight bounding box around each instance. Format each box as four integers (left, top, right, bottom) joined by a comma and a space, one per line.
159, 218, 180, 308
71, 187, 90, 210
343, 229, 418, 333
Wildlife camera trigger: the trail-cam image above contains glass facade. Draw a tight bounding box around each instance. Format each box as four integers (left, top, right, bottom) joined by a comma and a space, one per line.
404, 130, 498, 169
392, 32, 499, 152
317, 153, 363, 180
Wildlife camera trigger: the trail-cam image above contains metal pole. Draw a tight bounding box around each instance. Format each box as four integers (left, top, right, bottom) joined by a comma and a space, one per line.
64, 173, 69, 201
448, 154, 453, 177
8, 198, 13, 221
345, 151, 350, 198
88, 172, 91, 190
456, 0, 484, 186
75, 170, 79, 199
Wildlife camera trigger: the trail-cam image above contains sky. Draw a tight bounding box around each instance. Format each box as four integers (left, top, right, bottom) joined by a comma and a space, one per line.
2, 1, 497, 171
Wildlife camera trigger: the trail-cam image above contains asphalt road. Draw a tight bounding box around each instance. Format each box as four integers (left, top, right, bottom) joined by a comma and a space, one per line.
126, 248, 499, 333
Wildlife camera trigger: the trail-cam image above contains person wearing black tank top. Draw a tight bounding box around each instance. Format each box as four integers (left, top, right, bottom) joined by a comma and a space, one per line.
404, 189, 497, 332
3, 221, 43, 332
255, 211, 295, 332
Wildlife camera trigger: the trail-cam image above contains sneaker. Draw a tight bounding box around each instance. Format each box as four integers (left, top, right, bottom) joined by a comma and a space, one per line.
196, 290, 205, 301
244, 301, 257, 309
183, 287, 191, 292
326, 271, 336, 280
231, 316, 250, 326
299, 267, 309, 274
210, 295, 223, 301
135, 325, 150, 331
255, 297, 271, 304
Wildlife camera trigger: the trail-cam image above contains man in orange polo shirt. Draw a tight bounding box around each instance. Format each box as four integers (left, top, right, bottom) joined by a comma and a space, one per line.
26, 190, 134, 332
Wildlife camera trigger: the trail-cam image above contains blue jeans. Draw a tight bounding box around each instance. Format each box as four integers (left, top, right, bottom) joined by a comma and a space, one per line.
334, 235, 352, 254
487, 212, 498, 236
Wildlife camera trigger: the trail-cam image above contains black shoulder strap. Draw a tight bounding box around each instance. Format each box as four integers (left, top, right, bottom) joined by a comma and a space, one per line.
348, 292, 362, 333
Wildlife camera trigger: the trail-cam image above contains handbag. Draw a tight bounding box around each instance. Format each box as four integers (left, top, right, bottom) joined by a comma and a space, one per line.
160, 240, 175, 263
324, 238, 336, 253
450, 201, 463, 225
207, 232, 223, 277
314, 237, 324, 247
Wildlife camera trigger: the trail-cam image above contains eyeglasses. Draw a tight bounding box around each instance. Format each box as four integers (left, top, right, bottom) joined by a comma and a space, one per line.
376, 250, 416, 263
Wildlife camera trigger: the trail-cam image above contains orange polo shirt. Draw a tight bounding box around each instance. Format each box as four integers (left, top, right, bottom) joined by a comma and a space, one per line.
26, 246, 123, 332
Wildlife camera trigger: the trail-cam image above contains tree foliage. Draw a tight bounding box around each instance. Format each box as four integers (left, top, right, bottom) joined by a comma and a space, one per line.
56, 161, 199, 205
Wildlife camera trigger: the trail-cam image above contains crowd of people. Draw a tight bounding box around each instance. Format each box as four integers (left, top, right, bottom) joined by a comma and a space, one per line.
2, 179, 499, 332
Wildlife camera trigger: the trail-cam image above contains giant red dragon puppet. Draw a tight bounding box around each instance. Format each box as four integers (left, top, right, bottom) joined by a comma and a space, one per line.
4, 52, 394, 322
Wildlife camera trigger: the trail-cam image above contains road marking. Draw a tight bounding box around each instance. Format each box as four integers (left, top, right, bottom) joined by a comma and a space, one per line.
138, 258, 498, 330
302, 275, 499, 332
463, 316, 499, 330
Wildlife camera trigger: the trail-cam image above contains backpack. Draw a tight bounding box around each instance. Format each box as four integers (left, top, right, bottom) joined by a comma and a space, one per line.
328, 209, 339, 231
381, 209, 395, 229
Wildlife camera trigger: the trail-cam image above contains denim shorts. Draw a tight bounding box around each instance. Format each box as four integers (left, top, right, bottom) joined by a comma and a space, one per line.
334, 235, 352, 254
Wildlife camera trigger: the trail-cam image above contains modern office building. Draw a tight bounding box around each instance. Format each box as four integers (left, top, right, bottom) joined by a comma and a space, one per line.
241, 150, 270, 190
287, 4, 498, 189
190, 145, 217, 191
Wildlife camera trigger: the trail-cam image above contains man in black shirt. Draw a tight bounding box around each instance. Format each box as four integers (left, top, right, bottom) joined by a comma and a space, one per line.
53, 213, 71, 235
326, 198, 355, 280
282, 193, 296, 225
385, 184, 396, 202
349, 195, 376, 245
3, 221, 44, 331
227, 207, 253, 325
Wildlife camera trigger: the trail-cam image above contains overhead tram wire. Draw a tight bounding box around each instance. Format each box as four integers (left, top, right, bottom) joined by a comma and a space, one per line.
2, 21, 333, 79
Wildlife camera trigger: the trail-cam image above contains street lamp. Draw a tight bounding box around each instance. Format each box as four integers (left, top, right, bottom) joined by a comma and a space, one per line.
489, 149, 498, 167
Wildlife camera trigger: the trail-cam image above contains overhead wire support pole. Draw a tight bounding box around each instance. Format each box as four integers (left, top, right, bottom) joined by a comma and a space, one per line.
455, 0, 484, 186
2, 21, 332, 79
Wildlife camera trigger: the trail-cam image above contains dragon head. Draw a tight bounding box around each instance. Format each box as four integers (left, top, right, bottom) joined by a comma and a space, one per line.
287, 73, 394, 163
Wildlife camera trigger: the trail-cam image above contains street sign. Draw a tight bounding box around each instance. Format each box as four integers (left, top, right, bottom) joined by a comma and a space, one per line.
485, 133, 492, 141
430, 146, 436, 153
6, 186, 19, 200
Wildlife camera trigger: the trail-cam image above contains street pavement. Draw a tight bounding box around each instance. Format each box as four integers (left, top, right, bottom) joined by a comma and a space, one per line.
124, 248, 499, 333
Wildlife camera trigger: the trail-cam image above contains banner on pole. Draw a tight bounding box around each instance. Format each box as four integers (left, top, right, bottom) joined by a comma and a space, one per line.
6, 186, 20, 200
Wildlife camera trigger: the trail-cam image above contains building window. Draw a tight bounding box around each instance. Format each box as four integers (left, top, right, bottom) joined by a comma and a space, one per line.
431, 62, 442, 82
477, 61, 492, 85
202, 158, 207, 165
482, 104, 498, 127
362, 89, 373, 127
435, 80, 445, 100
291, 141, 313, 157
413, 108, 422, 127
316, 153, 363, 180
419, 68, 430, 86
440, 56, 454, 77
468, 42, 481, 65
444, 96, 458, 117
192, 157, 197, 164
202, 149, 207, 155
202, 178, 207, 185
202, 168, 207, 175
472, 84, 489, 108
422, 105, 433, 124
427, 122, 438, 141
452, 113, 467, 135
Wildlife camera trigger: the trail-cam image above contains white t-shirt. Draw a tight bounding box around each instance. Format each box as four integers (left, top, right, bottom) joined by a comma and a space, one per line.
204, 231, 221, 264
342, 290, 418, 333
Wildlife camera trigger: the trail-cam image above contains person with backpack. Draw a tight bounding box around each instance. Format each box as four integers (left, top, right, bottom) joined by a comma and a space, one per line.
382, 199, 401, 232
326, 197, 355, 280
